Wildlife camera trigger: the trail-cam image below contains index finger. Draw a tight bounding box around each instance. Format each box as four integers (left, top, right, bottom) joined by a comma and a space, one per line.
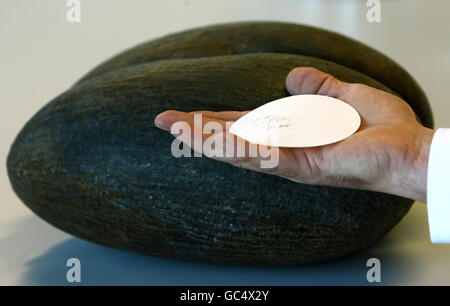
189, 110, 250, 121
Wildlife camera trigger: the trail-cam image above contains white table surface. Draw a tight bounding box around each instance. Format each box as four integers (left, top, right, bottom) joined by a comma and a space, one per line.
1, 0, 450, 285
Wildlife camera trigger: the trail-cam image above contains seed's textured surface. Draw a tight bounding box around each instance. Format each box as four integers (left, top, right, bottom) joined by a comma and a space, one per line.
7, 22, 432, 265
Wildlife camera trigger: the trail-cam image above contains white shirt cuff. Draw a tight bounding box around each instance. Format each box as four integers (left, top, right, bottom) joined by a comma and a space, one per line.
427, 128, 450, 243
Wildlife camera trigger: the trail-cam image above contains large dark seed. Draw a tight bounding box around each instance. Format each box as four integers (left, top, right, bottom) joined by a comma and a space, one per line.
7, 23, 432, 265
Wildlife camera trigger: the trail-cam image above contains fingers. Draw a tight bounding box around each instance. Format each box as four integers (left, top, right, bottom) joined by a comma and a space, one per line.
154, 110, 184, 131
155, 110, 246, 160
155, 110, 227, 132
189, 110, 250, 121
154, 110, 254, 159
154, 110, 230, 152
154, 110, 250, 131
154, 110, 291, 174
153, 109, 329, 184
208, 132, 282, 171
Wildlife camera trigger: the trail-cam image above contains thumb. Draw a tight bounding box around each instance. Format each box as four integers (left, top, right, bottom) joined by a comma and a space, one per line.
285, 67, 349, 99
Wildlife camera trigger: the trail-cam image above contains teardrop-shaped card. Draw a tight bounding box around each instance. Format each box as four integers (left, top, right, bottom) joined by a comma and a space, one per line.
229, 94, 361, 147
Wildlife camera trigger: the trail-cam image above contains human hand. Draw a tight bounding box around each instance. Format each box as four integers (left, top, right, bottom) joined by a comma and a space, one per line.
154, 67, 434, 202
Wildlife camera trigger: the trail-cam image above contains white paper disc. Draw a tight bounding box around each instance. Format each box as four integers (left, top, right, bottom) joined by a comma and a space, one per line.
229, 94, 361, 148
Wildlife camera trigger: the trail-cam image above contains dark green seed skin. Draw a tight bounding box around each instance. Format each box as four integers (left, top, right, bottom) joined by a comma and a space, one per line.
78, 22, 432, 128
7, 22, 430, 265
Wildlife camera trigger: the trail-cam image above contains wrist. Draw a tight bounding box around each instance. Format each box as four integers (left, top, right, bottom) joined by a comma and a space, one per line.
397, 126, 435, 202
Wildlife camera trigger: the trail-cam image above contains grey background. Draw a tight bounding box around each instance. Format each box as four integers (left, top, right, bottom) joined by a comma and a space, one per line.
1, 0, 450, 285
